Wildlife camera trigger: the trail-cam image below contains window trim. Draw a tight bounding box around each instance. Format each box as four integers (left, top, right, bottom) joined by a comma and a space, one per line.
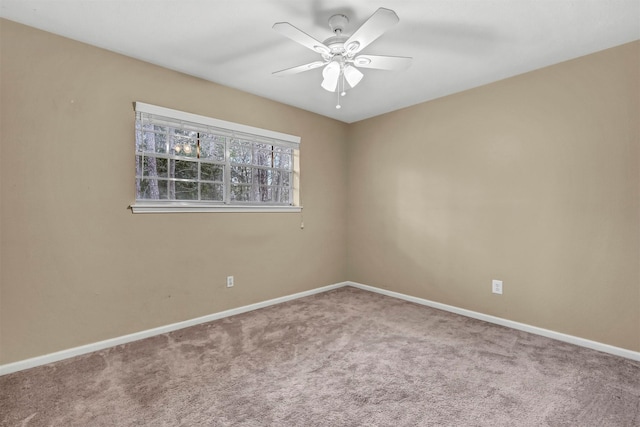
130, 102, 302, 214
130, 202, 302, 214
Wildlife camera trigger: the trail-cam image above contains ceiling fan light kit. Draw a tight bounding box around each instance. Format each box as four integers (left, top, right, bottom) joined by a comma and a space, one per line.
273, 7, 412, 110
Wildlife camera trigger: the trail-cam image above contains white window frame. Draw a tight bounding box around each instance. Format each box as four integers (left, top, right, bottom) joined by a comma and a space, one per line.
130, 102, 301, 214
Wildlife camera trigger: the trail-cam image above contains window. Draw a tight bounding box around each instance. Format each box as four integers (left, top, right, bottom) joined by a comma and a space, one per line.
131, 103, 301, 213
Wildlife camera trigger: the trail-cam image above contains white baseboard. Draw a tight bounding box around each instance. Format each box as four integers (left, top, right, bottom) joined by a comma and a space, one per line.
346, 281, 640, 362
0, 282, 349, 376
2, 280, 638, 376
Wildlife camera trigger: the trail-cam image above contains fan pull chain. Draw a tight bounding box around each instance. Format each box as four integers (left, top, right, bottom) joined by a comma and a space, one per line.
336, 75, 342, 109
336, 72, 348, 109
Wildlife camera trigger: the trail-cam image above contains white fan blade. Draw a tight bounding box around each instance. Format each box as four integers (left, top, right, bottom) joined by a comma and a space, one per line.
353, 55, 412, 71
343, 8, 399, 55
273, 22, 331, 55
273, 61, 326, 76
321, 62, 340, 92
343, 65, 364, 88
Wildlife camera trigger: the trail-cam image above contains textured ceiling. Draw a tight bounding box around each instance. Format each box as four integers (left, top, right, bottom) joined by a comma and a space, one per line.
1, 0, 638, 123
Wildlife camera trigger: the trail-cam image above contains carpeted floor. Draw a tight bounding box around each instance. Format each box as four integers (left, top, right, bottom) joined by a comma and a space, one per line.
1, 287, 639, 426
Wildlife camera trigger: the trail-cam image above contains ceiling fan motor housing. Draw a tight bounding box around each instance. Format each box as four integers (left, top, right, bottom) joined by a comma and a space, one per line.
321, 35, 349, 59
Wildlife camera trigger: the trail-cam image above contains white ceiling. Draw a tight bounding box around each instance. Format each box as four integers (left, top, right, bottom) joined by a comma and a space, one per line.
1, 0, 638, 123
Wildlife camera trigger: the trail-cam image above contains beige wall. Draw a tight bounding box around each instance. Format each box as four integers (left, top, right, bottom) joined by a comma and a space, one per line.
1, 19, 638, 364
348, 41, 639, 352
0, 19, 349, 364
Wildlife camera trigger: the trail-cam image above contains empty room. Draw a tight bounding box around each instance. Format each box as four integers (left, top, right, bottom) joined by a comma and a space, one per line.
1, 1, 638, 426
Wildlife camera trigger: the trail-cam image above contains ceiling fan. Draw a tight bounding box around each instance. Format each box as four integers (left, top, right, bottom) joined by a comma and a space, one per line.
272, 7, 412, 109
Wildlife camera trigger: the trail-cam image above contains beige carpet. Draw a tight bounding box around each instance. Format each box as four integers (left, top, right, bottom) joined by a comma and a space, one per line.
1, 287, 639, 426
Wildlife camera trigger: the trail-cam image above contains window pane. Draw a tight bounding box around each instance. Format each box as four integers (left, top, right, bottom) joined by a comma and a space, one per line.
156, 158, 168, 177
281, 171, 290, 186
144, 131, 168, 154
201, 163, 223, 182
200, 183, 223, 201
137, 178, 168, 200
256, 169, 273, 185
271, 170, 279, 185
200, 135, 226, 161
257, 186, 272, 202
273, 152, 291, 169
172, 160, 198, 180
171, 135, 197, 158
230, 184, 251, 201
174, 181, 198, 200
273, 186, 282, 203
149, 123, 167, 134
255, 149, 274, 167
143, 157, 168, 178
279, 187, 291, 204
230, 140, 252, 164
231, 166, 252, 184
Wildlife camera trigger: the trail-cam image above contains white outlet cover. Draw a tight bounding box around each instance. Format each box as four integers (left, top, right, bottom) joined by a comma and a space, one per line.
492, 280, 503, 295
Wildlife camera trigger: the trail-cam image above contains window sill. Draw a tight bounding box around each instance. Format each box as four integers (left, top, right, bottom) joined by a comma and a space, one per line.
130, 202, 302, 214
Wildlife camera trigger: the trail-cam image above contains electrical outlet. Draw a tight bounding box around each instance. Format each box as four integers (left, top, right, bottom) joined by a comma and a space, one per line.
226, 276, 234, 288
492, 279, 503, 295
